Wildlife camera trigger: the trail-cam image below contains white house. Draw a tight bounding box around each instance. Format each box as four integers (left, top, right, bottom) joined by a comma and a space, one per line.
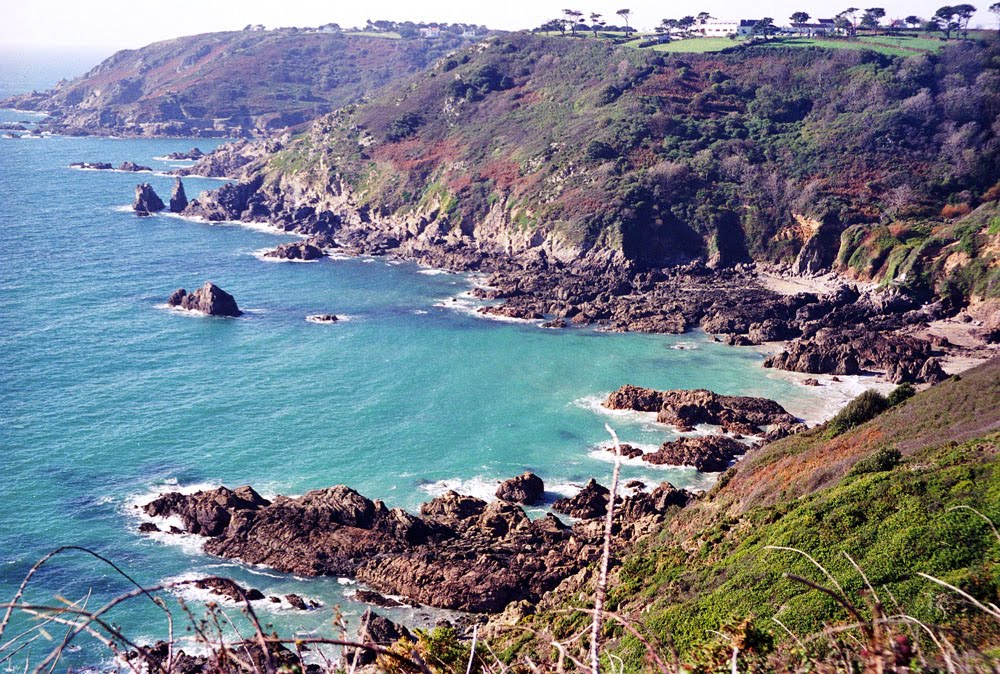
419, 27, 441, 38
692, 19, 759, 37
786, 18, 836, 35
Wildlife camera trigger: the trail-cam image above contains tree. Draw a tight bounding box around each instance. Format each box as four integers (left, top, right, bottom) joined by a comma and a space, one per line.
861, 6, 886, 29
678, 15, 696, 33
952, 3, 976, 36
904, 14, 923, 27
563, 9, 583, 35
838, 7, 860, 35
790, 11, 811, 23
934, 6, 960, 38
616, 8, 632, 33
697, 11, 713, 22
992, 1, 1000, 31
753, 17, 778, 38
590, 12, 605, 36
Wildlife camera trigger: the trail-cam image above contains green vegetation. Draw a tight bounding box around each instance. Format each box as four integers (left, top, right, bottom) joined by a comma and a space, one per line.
265, 32, 1000, 305
505, 359, 1000, 671
825, 389, 891, 437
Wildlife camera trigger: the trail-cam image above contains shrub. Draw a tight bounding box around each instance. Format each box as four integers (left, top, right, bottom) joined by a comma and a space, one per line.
849, 446, 902, 475
826, 390, 890, 437
941, 203, 972, 218
887, 382, 916, 406
585, 140, 618, 161
386, 112, 424, 141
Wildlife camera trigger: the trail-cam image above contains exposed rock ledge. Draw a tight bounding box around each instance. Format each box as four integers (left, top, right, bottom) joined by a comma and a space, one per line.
167, 282, 242, 317
140, 477, 692, 613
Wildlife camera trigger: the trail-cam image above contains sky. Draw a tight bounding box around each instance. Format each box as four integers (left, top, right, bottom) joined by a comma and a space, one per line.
1, 0, 996, 50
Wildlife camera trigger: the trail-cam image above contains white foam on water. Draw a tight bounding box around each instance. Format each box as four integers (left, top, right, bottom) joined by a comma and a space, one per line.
306, 314, 352, 324
251, 248, 320, 263
412, 309, 429, 315
417, 476, 499, 502
764, 370, 896, 425
124, 481, 221, 555
417, 269, 452, 276
159, 211, 299, 237
111, 204, 134, 213
670, 341, 699, 350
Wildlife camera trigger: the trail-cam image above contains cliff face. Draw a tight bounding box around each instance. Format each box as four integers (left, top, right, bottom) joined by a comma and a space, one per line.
190, 34, 999, 302
2, 30, 466, 137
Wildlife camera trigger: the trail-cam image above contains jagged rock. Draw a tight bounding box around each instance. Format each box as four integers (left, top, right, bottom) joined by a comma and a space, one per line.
284, 593, 319, 610
166, 282, 242, 317
132, 183, 165, 215
263, 240, 326, 261
541, 318, 567, 328
165, 148, 204, 160
604, 386, 798, 434
192, 577, 264, 602
552, 479, 609, 519
138, 522, 161, 533
802, 378, 820, 386
644, 435, 748, 472
353, 589, 404, 608
478, 305, 544, 320
351, 610, 413, 666
169, 178, 188, 213
125, 639, 318, 674
420, 491, 487, 527
118, 161, 152, 172
495, 472, 545, 505
306, 314, 339, 323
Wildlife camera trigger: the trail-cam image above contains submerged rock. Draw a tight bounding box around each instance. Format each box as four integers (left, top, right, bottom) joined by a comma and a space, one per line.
495, 472, 544, 505
166, 282, 242, 317
165, 147, 204, 160
306, 314, 339, 323
69, 161, 113, 170
169, 178, 188, 213
133, 183, 165, 215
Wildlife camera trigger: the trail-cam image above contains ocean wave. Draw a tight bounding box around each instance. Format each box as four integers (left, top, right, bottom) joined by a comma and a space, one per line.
251, 248, 320, 263
763, 370, 896, 425
159, 211, 299, 236
417, 476, 500, 502
670, 341, 699, 350
306, 314, 352, 324
417, 268, 453, 276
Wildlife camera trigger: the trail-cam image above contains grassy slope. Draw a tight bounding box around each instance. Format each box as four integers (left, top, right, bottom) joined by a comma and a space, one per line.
269, 33, 1000, 301
4, 30, 462, 134
520, 359, 1000, 670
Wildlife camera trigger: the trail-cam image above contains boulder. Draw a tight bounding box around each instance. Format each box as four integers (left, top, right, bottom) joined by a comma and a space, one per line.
551, 479, 609, 519
192, 577, 264, 602
263, 240, 326, 261
644, 435, 747, 472
133, 183, 165, 215
350, 609, 413, 666
166, 282, 242, 317
165, 148, 205, 160
69, 161, 113, 170
118, 161, 152, 172
169, 178, 188, 213
495, 472, 545, 505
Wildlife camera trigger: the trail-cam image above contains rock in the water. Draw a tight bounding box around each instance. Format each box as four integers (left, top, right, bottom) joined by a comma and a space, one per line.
802, 377, 820, 386
165, 148, 204, 160
604, 386, 798, 434
166, 282, 242, 317
192, 577, 264, 602
284, 593, 320, 610
351, 609, 413, 666
644, 435, 747, 472
169, 178, 188, 213
552, 479, 609, 519
69, 161, 112, 170
306, 314, 339, 324
118, 161, 152, 172
133, 183, 165, 215
263, 240, 326, 261
495, 472, 545, 505
353, 589, 405, 608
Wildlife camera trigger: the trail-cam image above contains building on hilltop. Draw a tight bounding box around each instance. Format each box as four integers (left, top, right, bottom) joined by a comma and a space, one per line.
786, 18, 836, 35
691, 19, 759, 36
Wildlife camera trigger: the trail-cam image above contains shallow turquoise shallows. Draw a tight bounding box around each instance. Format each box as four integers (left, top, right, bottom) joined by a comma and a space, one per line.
0, 52, 830, 667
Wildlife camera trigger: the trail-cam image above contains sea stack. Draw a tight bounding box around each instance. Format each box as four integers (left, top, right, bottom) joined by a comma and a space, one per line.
133, 183, 165, 216
166, 282, 242, 317
169, 178, 188, 213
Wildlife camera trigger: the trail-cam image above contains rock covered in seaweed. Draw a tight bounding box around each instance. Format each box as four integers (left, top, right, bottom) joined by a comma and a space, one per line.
133, 183, 165, 215
166, 282, 242, 317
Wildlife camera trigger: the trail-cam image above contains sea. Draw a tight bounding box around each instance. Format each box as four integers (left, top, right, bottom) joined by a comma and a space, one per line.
0, 47, 861, 668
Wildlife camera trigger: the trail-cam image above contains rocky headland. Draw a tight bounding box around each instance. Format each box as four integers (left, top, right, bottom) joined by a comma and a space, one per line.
139, 477, 692, 613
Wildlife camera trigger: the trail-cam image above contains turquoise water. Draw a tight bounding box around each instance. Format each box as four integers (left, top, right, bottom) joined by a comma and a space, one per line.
0, 67, 831, 665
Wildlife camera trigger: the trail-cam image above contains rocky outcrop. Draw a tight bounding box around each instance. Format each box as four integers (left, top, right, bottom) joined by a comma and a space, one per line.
118, 161, 152, 172
166, 282, 242, 317
351, 610, 413, 666
495, 472, 545, 505
552, 479, 610, 519
262, 240, 326, 261
764, 328, 945, 383
644, 435, 748, 472
141, 477, 690, 614
165, 147, 204, 160
192, 577, 264, 602
604, 386, 799, 435
126, 639, 319, 674
133, 183, 165, 215
169, 178, 188, 213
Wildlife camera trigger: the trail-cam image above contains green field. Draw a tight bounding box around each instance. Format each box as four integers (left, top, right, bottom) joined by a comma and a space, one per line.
750, 35, 937, 56
627, 36, 746, 52
859, 34, 948, 51
343, 30, 402, 39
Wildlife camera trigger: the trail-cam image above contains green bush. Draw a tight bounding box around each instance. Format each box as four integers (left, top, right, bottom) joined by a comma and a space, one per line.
849, 446, 902, 475
826, 390, 890, 437
887, 383, 916, 406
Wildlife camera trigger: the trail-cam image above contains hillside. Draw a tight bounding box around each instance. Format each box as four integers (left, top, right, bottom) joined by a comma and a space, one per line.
1, 29, 469, 137
212, 33, 999, 304
501, 358, 1000, 671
